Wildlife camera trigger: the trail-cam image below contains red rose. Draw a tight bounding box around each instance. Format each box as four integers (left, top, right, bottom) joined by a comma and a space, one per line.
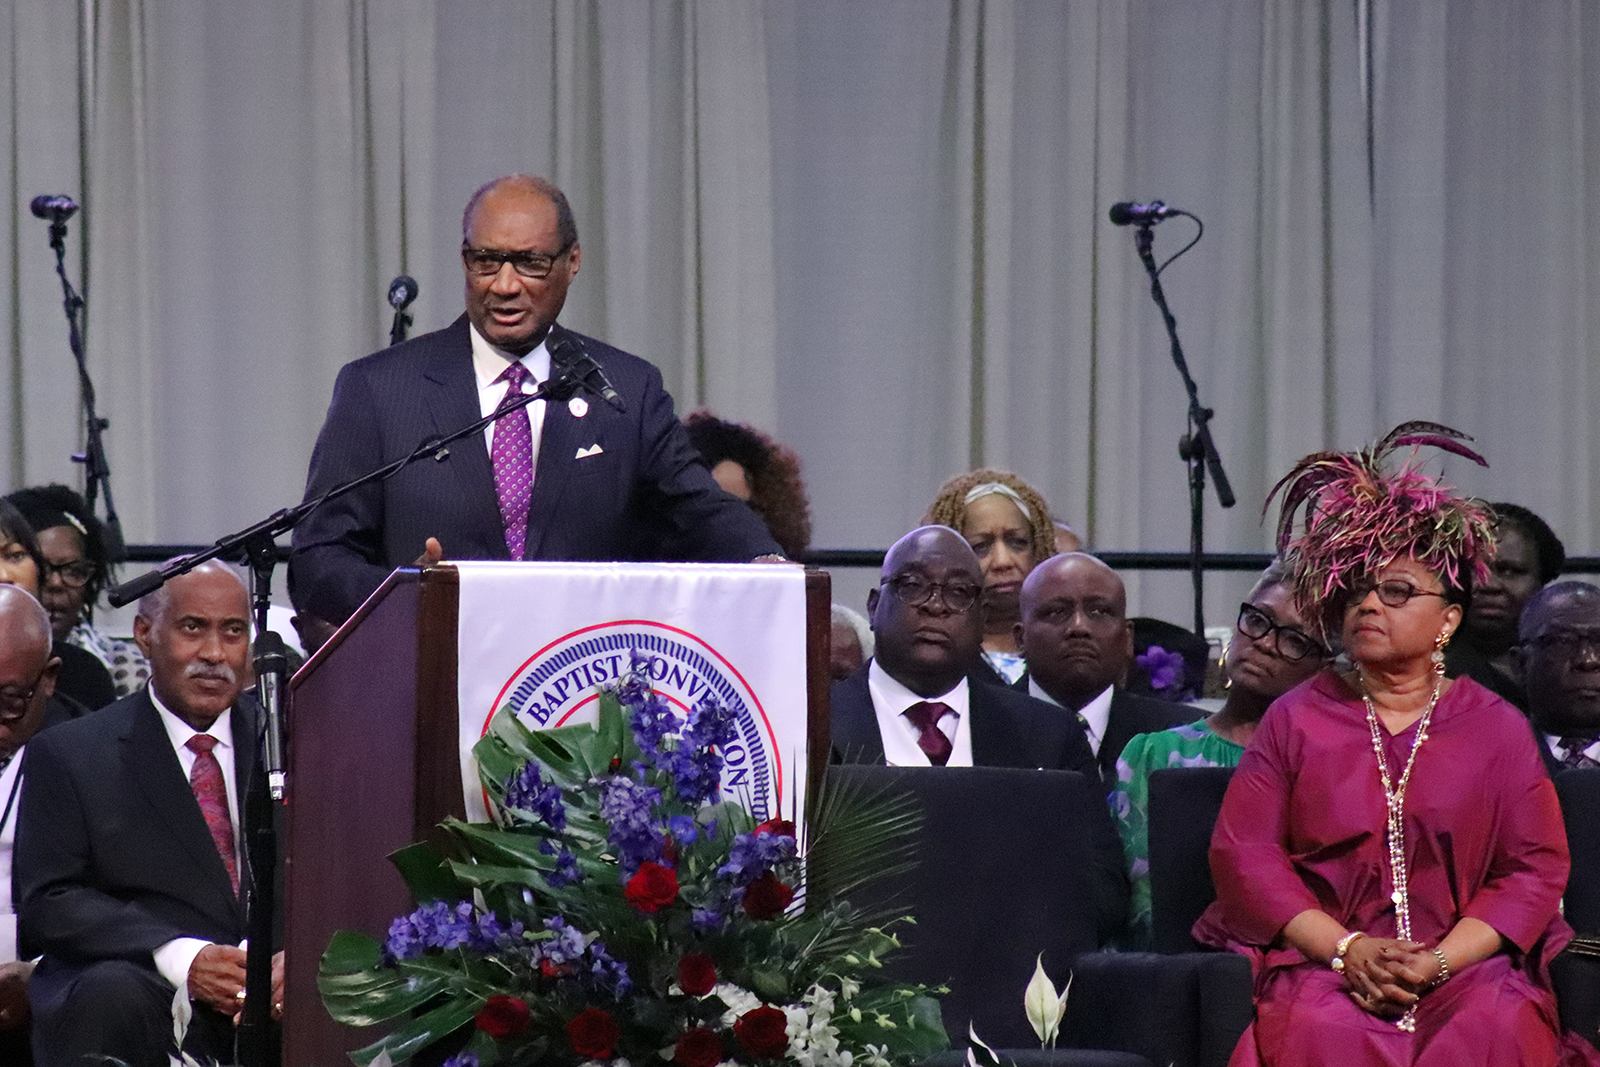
476, 994, 531, 1040
753, 818, 795, 839
741, 871, 795, 920
624, 861, 680, 913
734, 1005, 791, 1058
567, 1006, 621, 1060
678, 952, 718, 996
673, 1026, 725, 1067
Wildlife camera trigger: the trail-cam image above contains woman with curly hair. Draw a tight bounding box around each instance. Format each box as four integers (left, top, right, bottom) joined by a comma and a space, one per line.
682, 412, 811, 560
925, 469, 1056, 683
1196, 422, 1600, 1066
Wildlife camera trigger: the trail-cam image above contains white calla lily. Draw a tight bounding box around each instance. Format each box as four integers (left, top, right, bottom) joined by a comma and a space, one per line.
1023, 954, 1071, 1047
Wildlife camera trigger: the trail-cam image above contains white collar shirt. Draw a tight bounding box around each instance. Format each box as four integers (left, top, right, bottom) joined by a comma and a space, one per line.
1545, 732, 1600, 765
867, 659, 974, 767
0, 750, 23, 961
1029, 678, 1114, 758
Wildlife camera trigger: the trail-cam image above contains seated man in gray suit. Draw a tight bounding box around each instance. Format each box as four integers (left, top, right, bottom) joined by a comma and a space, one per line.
831, 525, 1128, 940
1512, 580, 1600, 776
1013, 553, 1196, 787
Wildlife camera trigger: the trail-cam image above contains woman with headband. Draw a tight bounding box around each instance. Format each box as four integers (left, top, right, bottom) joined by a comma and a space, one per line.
926, 469, 1056, 684
1196, 423, 1598, 1066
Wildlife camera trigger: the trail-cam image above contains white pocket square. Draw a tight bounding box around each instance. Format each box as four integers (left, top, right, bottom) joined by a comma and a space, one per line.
575, 444, 604, 459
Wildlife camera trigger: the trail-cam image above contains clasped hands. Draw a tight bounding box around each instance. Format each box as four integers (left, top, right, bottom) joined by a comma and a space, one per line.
188, 944, 285, 1023
1337, 936, 1444, 1017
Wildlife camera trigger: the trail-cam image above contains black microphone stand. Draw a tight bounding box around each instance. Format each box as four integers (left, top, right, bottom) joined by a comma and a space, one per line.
42, 210, 126, 559
1128, 218, 1235, 635
106, 364, 587, 1067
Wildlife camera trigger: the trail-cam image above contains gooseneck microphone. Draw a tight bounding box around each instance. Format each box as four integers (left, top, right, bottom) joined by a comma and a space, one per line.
547, 324, 627, 413
1108, 200, 1179, 226
30, 194, 79, 222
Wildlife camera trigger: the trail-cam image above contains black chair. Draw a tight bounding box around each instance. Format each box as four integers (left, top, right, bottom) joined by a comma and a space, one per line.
1063, 767, 1251, 1067
825, 765, 1152, 1067
1148, 766, 1236, 953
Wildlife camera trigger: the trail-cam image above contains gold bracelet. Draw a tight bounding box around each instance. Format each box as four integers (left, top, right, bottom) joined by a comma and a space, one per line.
1331, 931, 1367, 973
1430, 947, 1451, 988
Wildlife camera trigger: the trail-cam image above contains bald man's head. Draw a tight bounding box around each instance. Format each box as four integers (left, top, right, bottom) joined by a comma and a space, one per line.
0, 584, 58, 758
866, 526, 985, 697
1015, 552, 1134, 711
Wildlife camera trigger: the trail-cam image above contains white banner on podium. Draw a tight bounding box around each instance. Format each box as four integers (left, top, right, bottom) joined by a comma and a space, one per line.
455, 561, 810, 826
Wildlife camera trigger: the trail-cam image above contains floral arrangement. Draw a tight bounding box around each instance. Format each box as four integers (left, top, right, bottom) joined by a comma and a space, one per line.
1264, 420, 1495, 640
1133, 645, 1191, 702
319, 654, 947, 1067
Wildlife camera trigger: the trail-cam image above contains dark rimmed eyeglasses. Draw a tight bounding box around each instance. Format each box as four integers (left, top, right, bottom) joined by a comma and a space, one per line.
881, 574, 982, 613
1346, 579, 1447, 609
1237, 602, 1327, 662
40, 559, 96, 589
461, 242, 573, 280
1526, 629, 1600, 660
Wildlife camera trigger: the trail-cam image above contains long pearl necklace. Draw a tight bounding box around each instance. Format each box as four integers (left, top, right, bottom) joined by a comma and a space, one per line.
1359, 671, 1442, 1033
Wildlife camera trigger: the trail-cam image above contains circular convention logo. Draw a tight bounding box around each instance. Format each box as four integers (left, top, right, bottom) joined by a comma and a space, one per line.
486, 620, 783, 819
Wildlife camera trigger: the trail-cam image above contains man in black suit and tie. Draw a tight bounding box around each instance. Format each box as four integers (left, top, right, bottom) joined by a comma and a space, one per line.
1512, 580, 1600, 776
289, 174, 782, 630
1012, 553, 1195, 788
830, 526, 1128, 940
16, 562, 279, 1067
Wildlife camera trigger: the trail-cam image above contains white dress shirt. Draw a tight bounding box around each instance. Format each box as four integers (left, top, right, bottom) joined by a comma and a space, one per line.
1546, 732, 1600, 766
1029, 678, 1114, 758
0, 751, 24, 962
150, 692, 240, 993
471, 321, 551, 480
867, 660, 974, 767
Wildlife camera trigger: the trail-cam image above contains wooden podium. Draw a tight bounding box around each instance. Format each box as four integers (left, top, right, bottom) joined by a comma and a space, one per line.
281, 565, 832, 1066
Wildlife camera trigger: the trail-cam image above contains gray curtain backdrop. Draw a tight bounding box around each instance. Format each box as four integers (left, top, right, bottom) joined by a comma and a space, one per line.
2, 0, 1596, 625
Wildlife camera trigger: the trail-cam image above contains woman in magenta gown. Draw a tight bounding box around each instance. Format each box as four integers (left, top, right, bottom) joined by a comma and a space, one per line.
1196, 423, 1600, 1067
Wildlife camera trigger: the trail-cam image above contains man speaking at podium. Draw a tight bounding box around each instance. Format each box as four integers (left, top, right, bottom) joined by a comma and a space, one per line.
289, 174, 781, 629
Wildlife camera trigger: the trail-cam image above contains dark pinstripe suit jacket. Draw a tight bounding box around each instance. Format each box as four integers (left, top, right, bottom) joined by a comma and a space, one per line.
288, 316, 780, 624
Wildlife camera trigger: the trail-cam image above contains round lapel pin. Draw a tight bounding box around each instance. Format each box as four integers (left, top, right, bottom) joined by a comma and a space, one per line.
568, 396, 589, 418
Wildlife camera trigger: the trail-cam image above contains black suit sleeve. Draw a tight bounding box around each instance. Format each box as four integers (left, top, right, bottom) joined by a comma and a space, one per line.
624, 361, 782, 562
289, 360, 397, 624
16, 732, 193, 963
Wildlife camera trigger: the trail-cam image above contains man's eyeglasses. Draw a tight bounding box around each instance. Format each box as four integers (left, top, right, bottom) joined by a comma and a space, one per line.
41, 560, 96, 589
461, 242, 573, 280
1527, 630, 1600, 660
1237, 602, 1327, 663
0, 666, 46, 719
881, 574, 982, 613
1346, 580, 1447, 609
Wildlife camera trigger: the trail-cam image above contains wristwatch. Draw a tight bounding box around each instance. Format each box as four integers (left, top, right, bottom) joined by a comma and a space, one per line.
1330, 931, 1367, 973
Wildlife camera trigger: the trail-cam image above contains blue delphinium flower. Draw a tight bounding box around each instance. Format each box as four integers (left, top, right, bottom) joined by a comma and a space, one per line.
548, 848, 583, 888
599, 776, 663, 871
467, 911, 522, 954
384, 900, 477, 960
717, 827, 797, 886
659, 693, 738, 805
668, 814, 700, 844
691, 906, 728, 935
504, 762, 567, 831
539, 916, 589, 965
587, 940, 633, 999
443, 1054, 480, 1067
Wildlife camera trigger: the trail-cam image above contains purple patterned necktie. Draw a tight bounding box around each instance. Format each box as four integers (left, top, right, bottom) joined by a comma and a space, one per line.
187, 734, 238, 895
904, 701, 954, 766
1559, 737, 1600, 769
490, 362, 533, 560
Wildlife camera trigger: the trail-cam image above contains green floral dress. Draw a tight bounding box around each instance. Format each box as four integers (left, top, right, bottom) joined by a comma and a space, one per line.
1109, 718, 1243, 948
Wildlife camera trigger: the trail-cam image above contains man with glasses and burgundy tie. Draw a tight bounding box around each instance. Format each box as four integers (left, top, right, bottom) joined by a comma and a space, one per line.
1511, 580, 1600, 776
289, 174, 781, 636
15, 562, 282, 1067
829, 525, 1130, 941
